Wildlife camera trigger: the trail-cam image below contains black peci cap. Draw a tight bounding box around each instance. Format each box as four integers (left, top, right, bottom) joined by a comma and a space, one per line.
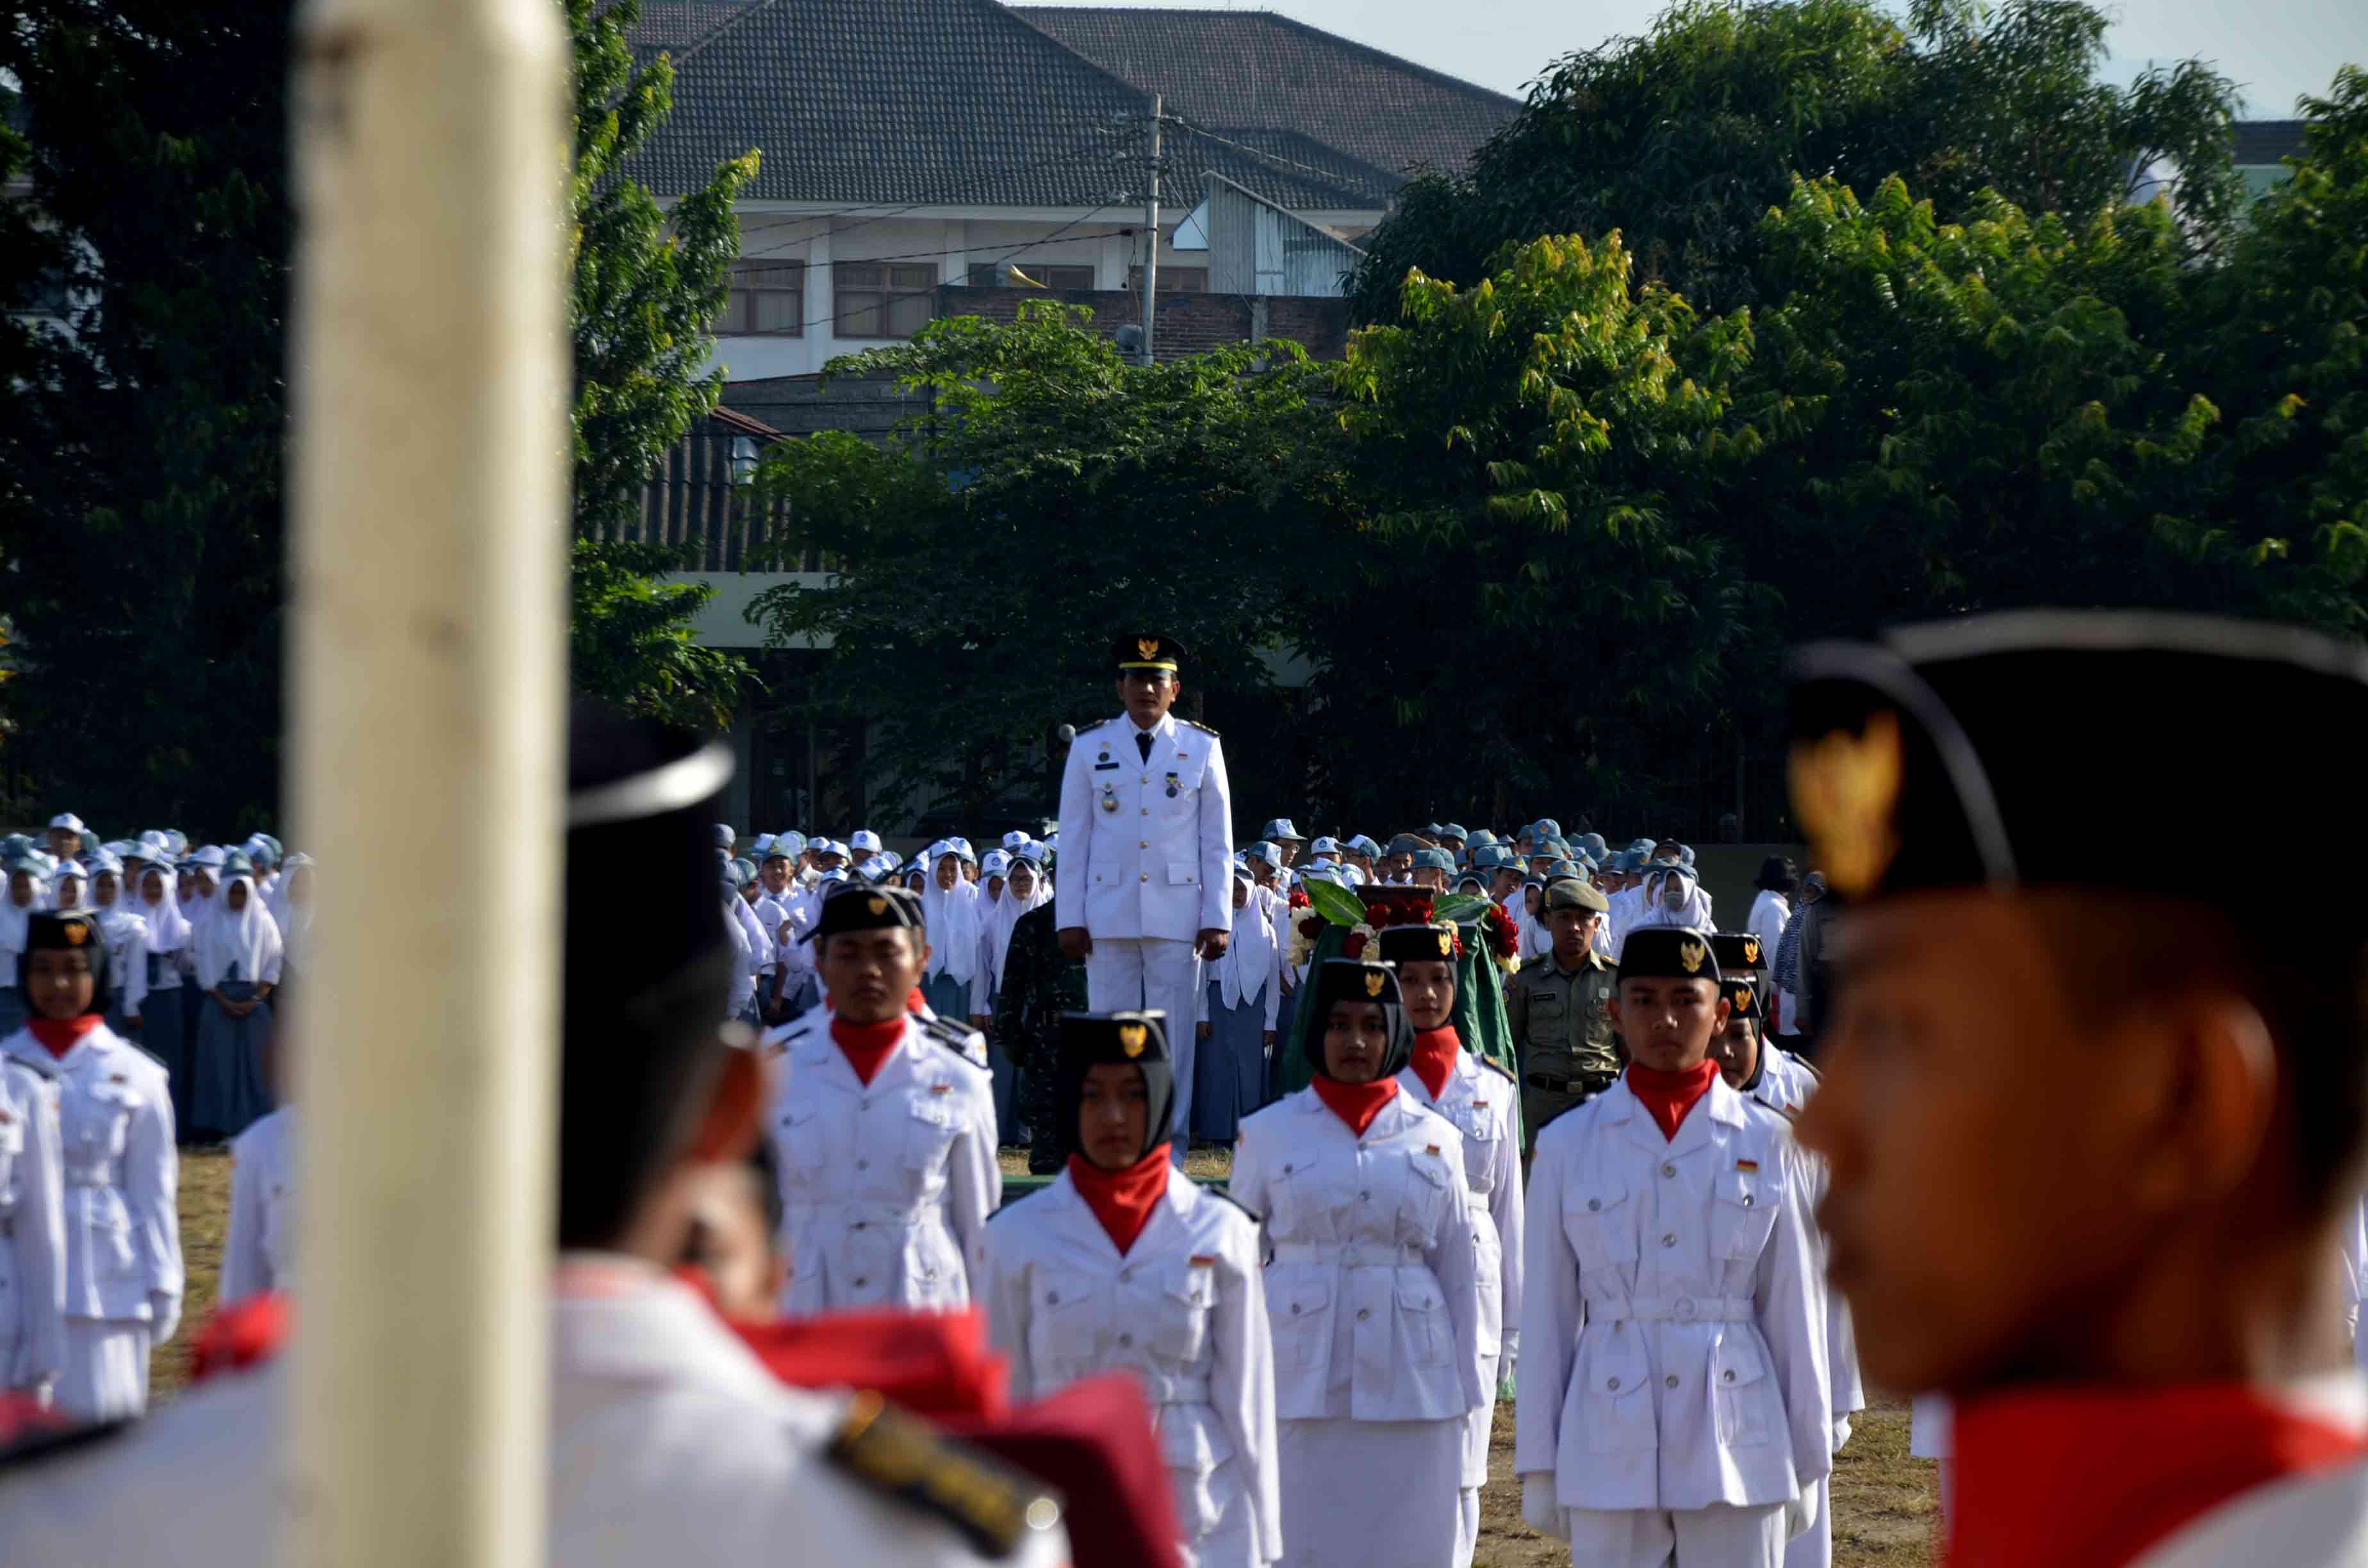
809, 883, 927, 944
15, 908, 107, 1005
1374, 922, 1461, 965
1709, 931, 1769, 975
1722, 975, 1763, 1022
1617, 927, 1722, 986
1055, 1011, 1177, 1166
1114, 634, 1185, 674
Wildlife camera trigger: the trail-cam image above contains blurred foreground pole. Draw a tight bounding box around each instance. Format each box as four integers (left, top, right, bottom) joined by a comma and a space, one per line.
286, 0, 570, 1562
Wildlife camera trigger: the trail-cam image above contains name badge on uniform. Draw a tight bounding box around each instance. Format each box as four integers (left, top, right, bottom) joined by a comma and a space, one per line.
930, 1082, 953, 1095
1735, 1158, 1759, 1173
1164, 771, 1180, 799
1099, 783, 1119, 813
1425, 1145, 1441, 1156
1188, 1255, 1215, 1269
1094, 760, 1120, 771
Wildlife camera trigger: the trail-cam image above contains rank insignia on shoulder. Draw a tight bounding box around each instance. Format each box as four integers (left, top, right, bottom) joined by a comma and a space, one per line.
1735, 1158, 1760, 1173
826, 1389, 1062, 1559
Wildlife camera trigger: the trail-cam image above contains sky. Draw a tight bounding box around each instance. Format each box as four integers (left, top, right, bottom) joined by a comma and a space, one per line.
1028, 0, 2364, 119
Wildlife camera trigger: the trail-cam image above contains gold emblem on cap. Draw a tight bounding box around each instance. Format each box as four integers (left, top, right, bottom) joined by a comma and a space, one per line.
64, 922, 88, 947
1117, 1022, 1147, 1057
1743, 936, 1761, 965
1789, 708, 1903, 899
1364, 971, 1386, 998
1679, 940, 1706, 974
1436, 931, 1452, 957
1136, 637, 1160, 661
866, 895, 887, 917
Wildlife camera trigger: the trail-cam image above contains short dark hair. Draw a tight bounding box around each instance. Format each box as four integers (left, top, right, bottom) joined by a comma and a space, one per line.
1755, 856, 1799, 893
2027, 891, 2368, 1214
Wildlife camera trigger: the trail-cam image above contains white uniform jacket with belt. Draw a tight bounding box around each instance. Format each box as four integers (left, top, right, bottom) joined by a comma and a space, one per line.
220, 1106, 297, 1304
0, 1264, 1069, 1568
766, 1017, 999, 1316
981, 1170, 1283, 1562
1398, 1052, 1524, 1380
0, 1054, 68, 1389
1517, 1074, 1830, 1512
1056, 713, 1234, 943
0, 1025, 180, 1327
1743, 1045, 1861, 1439
1230, 1088, 1488, 1424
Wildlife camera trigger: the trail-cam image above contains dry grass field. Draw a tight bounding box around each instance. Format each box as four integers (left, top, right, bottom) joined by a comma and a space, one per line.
158, 1146, 1937, 1565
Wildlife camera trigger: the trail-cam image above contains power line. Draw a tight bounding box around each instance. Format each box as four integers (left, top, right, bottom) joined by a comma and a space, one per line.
1163, 117, 1379, 197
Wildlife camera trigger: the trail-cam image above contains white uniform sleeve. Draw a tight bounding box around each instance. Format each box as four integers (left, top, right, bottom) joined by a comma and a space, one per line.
946, 1075, 1001, 1301
126, 1066, 184, 1335
1229, 1118, 1269, 1221
1755, 1136, 1835, 1491
219, 1131, 271, 1305
1261, 918, 1281, 1030
1197, 737, 1235, 936
9, 1075, 68, 1391
978, 1223, 1039, 1405
1423, 1133, 1489, 1415
120, 924, 150, 1019
1053, 728, 1095, 933
1515, 1130, 1583, 1480
1489, 1092, 1525, 1373
1211, 1220, 1283, 1560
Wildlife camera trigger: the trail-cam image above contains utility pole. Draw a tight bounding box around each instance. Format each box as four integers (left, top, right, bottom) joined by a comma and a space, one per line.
1140, 94, 1161, 367
288, 0, 568, 1563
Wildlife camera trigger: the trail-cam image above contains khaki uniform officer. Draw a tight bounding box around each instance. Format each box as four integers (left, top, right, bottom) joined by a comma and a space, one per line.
1506, 878, 1623, 1155
1056, 634, 1234, 1153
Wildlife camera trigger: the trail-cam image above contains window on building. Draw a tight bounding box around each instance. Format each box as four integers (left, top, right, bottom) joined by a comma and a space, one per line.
1128, 266, 1210, 295
718, 261, 807, 335
1009, 263, 1098, 291
834, 262, 937, 339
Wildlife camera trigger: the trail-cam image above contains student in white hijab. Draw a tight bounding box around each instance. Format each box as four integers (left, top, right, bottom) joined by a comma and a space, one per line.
1, 857, 49, 1037
133, 860, 196, 1125
188, 862, 284, 1141
88, 854, 152, 1040
1192, 868, 1279, 1145
720, 878, 759, 1024
267, 854, 317, 995
1611, 863, 1715, 958
917, 842, 982, 1023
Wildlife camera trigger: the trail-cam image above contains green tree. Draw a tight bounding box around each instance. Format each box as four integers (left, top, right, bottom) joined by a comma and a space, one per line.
748, 302, 1344, 829
1349, 0, 2239, 322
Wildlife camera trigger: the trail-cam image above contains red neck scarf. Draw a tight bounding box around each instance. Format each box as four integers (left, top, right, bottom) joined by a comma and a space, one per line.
28, 1015, 103, 1059
1410, 1027, 1460, 1102
1311, 1074, 1399, 1138
1953, 1382, 2368, 1567
1625, 1059, 1718, 1141
1067, 1148, 1171, 1257
830, 1015, 904, 1086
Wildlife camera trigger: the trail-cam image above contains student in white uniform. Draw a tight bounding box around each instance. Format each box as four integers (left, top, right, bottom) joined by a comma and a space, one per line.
1, 1045, 68, 1401
0, 908, 182, 1421
1055, 633, 1235, 1149
982, 1009, 1281, 1566
1, 856, 49, 1039
1379, 920, 1523, 1568
128, 862, 193, 1128
1231, 960, 1486, 1568
88, 855, 151, 1041
220, 1015, 299, 1304
764, 884, 1000, 1316
1518, 929, 1830, 1567
1704, 946, 1862, 1568
0, 701, 1069, 1568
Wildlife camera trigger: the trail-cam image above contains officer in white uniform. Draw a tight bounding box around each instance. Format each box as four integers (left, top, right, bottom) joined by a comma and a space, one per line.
982, 1010, 1281, 1567
1518, 929, 1830, 1567
220, 1104, 298, 1303
1056, 633, 1235, 1150
1, 1047, 67, 1400
0, 702, 1067, 1568
1706, 935, 1862, 1568
0, 909, 182, 1421
764, 885, 1000, 1317
1381, 921, 1523, 1568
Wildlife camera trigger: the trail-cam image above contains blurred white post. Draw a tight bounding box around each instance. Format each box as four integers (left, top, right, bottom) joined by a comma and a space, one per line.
285, 0, 569, 1564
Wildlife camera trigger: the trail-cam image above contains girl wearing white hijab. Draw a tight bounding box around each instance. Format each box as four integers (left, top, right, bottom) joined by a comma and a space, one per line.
918, 844, 982, 1024
1611, 863, 1714, 958
131, 862, 196, 1126
971, 852, 1052, 1145
268, 854, 317, 998
89, 855, 153, 1041
0, 858, 48, 1038
1192, 868, 1279, 1142
189, 864, 283, 1141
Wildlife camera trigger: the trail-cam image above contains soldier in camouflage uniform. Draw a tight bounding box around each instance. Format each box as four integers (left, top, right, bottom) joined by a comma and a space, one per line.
992, 898, 1090, 1173
1503, 878, 1624, 1156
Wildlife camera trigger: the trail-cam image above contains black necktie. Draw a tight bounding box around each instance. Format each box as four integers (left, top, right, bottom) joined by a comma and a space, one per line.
1136, 731, 1153, 764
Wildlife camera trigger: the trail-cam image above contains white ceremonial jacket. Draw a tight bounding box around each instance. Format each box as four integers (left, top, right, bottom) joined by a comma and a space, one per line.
0, 1025, 181, 1328
0, 1054, 67, 1390
1741, 1048, 1863, 1453
220, 1106, 297, 1303
1399, 1050, 1525, 1379
766, 1017, 999, 1316
0, 1266, 1069, 1568
1231, 1088, 1488, 1425
1057, 712, 1234, 943
1517, 1074, 1831, 1512
982, 1170, 1283, 1562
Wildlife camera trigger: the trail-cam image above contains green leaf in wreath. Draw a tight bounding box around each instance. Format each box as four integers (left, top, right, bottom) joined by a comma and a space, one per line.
1303, 878, 1372, 929
1431, 894, 1491, 926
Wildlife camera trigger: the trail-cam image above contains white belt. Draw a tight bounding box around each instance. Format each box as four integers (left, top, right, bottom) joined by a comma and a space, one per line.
1587, 1294, 1752, 1325
1269, 1241, 1422, 1268
1139, 1368, 1211, 1405
784, 1200, 947, 1231
65, 1165, 117, 1189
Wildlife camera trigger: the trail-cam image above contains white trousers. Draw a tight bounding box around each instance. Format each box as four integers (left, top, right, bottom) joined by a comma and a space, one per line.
1085, 938, 1201, 1148
56, 1318, 150, 1421
1561, 1502, 1786, 1568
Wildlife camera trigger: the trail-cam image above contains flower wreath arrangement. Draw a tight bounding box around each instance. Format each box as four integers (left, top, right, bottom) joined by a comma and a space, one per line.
1286, 879, 1520, 975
